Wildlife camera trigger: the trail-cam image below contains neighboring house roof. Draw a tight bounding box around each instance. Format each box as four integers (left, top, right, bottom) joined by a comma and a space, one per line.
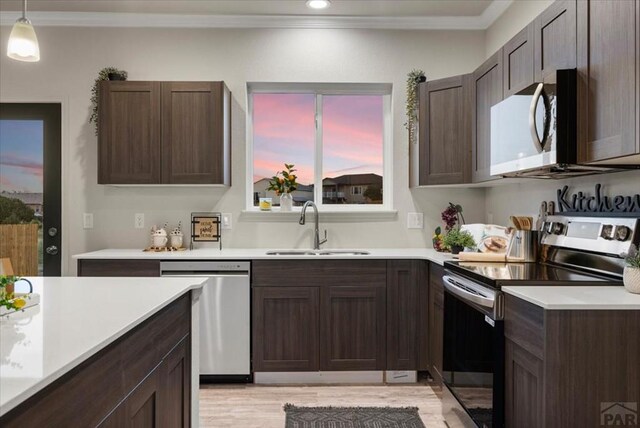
0, 192, 43, 205
323, 173, 382, 186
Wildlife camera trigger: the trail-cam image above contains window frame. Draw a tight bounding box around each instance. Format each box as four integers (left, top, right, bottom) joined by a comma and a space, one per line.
246, 82, 393, 212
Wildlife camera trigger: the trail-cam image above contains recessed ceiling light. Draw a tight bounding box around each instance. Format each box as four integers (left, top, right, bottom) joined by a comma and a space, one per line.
306, 0, 331, 10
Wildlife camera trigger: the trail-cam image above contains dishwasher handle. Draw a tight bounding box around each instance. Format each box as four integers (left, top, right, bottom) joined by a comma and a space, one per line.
160, 271, 249, 277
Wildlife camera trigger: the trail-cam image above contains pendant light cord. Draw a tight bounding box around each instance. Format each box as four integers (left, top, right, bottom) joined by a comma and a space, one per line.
22, 0, 27, 19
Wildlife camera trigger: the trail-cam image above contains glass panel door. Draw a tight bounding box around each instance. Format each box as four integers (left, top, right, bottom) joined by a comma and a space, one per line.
0, 104, 61, 276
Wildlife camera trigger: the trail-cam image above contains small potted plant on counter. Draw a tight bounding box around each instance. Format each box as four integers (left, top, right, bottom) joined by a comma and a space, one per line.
624, 245, 640, 294
268, 163, 298, 212
442, 227, 476, 255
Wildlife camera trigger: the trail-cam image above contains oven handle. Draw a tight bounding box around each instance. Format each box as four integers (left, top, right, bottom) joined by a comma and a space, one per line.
442, 275, 495, 309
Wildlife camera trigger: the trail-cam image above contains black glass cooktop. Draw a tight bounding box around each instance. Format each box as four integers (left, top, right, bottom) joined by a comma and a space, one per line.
444, 260, 622, 289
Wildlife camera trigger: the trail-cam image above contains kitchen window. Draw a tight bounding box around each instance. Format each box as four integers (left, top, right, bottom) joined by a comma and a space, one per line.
247, 83, 392, 212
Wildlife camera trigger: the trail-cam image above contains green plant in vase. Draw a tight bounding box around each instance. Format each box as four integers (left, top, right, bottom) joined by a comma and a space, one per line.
624, 245, 640, 294
268, 164, 298, 211
442, 227, 476, 255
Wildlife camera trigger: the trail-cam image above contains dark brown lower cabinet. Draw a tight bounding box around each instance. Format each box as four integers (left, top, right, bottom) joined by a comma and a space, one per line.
428, 262, 444, 383
77, 259, 160, 277
505, 339, 543, 428
1, 294, 192, 428
100, 337, 191, 428
387, 260, 426, 370
252, 286, 320, 371
320, 285, 386, 371
504, 294, 640, 427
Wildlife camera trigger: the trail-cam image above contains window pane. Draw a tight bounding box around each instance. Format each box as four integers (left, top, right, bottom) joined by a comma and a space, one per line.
0, 120, 44, 275
252, 93, 315, 207
322, 95, 383, 205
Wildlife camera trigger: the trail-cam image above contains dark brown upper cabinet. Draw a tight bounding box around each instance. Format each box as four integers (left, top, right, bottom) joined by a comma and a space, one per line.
534, 0, 577, 82
503, 23, 535, 97
416, 75, 472, 186
99, 81, 231, 185
576, 0, 640, 164
99, 81, 161, 185
472, 50, 503, 183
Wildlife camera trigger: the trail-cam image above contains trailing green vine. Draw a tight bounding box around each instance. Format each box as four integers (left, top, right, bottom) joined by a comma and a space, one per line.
89, 67, 128, 136
404, 69, 426, 145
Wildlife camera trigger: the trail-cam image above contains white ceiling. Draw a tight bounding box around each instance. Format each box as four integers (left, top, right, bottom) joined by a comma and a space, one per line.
0, 1, 495, 17
0, 0, 513, 30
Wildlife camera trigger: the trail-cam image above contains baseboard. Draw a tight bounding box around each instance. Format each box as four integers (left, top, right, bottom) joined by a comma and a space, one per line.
254, 371, 384, 384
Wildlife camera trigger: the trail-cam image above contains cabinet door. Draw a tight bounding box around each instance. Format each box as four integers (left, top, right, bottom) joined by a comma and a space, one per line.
534, 0, 577, 81
472, 50, 503, 183
418, 75, 472, 185
428, 263, 444, 383
320, 286, 386, 371
505, 339, 544, 428
577, 0, 640, 163
503, 23, 535, 97
159, 337, 190, 428
161, 82, 231, 185
124, 368, 161, 428
98, 81, 161, 184
252, 287, 320, 371
387, 260, 420, 370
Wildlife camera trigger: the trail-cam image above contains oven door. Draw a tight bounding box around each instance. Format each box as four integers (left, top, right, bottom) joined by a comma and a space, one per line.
442, 274, 504, 428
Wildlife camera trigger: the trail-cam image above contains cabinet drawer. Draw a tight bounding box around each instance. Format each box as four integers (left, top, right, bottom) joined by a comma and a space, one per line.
252, 260, 387, 287
78, 259, 160, 277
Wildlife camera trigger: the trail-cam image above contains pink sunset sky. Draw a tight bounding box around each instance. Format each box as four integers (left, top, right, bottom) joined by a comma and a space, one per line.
253, 93, 383, 185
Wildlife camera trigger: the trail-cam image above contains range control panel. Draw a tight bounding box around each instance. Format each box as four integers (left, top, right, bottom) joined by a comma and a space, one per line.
541, 215, 639, 256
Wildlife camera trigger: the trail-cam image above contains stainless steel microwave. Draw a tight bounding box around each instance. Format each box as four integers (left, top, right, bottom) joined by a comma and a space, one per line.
490, 69, 617, 178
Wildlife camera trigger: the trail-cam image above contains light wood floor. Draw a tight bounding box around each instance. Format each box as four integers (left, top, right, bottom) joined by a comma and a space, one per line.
199, 383, 446, 427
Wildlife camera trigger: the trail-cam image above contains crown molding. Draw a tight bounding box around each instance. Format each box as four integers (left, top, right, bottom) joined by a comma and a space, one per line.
0, 1, 513, 30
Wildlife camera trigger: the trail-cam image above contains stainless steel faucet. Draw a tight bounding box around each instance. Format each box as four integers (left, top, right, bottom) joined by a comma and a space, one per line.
299, 201, 327, 250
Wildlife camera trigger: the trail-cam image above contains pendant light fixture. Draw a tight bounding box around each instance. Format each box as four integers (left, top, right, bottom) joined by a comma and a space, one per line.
7, 0, 40, 62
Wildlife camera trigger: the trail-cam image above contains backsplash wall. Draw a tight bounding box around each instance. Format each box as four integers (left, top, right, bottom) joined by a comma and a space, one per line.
485, 170, 640, 226
0, 26, 488, 275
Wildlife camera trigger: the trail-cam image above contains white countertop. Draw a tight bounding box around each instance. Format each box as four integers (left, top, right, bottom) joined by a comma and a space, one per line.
72, 248, 455, 266
0, 276, 207, 417
502, 286, 640, 310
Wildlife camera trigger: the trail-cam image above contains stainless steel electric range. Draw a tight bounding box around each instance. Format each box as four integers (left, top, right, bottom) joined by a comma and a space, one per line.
440, 215, 639, 428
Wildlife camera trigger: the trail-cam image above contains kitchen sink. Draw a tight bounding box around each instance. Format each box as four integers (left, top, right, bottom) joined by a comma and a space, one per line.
265, 250, 370, 256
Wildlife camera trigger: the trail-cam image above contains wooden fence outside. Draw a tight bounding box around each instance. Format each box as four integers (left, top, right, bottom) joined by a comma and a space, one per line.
0, 223, 39, 276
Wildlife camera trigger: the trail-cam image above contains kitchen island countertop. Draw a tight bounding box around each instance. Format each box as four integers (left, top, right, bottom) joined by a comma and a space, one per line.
0, 276, 206, 417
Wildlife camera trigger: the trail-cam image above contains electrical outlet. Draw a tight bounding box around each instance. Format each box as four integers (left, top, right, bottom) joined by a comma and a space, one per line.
83, 213, 94, 229
221, 213, 232, 230
407, 212, 424, 229
135, 213, 145, 229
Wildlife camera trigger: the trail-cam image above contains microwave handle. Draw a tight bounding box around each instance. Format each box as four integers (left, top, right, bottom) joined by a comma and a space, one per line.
529, 83, 545, 153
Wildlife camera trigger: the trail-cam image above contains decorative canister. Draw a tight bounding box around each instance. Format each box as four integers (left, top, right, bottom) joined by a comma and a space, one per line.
624, 267, 640, 294
170, 233, 183, 249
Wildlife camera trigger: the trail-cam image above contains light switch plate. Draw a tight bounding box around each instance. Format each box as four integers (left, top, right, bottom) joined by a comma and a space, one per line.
83, 213, 94, 229
134, 213, 145, 229
407, 212, 424, 229
221, 213, 232, 229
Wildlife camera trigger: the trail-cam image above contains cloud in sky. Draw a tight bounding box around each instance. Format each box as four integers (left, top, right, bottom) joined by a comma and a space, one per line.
252, 93, 383, 185
0, 120, 43, 193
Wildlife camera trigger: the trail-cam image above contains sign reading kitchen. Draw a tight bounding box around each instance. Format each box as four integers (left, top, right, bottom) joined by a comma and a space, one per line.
557, 184, 640, 215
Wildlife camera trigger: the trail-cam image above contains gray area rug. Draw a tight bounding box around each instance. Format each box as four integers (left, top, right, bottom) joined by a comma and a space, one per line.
283, 404, 426, 428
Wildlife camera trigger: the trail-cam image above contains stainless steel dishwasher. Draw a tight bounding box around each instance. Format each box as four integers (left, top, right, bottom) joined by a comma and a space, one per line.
160, 261, 250, 382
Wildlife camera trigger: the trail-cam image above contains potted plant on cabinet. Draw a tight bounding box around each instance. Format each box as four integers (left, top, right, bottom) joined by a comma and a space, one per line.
268, 163, 298, 212
624, 246, 640, 294
442, 227, 476, 255
89, 66, 128, 136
